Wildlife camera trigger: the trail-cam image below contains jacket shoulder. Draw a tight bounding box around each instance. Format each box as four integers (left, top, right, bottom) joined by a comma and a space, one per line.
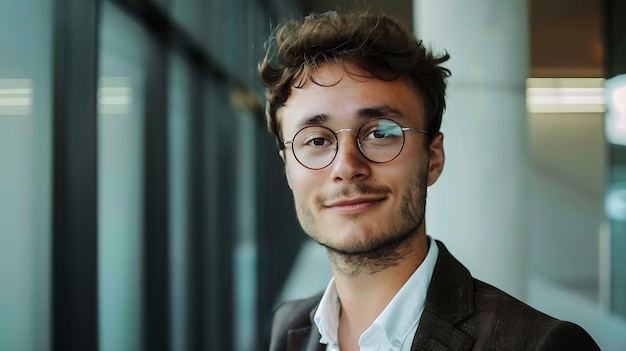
469, 279, 600, 350
428, 240, 599, 350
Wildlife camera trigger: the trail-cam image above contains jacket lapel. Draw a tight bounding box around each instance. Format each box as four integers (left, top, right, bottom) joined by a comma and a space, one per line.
286, 307, 326, 351
411, 310, 474, 350
410, 240, 475, 351
286, 327, 324, 351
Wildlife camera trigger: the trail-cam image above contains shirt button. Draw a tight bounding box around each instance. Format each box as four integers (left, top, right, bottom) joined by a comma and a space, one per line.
393, 339, 402, 348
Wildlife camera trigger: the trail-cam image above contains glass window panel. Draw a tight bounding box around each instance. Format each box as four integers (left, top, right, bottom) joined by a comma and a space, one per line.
203, 77, 237, 350
606, 75, 626, 318
205, 0, 234, 74
0, 1, 52, 350
171, 0, 209, 50
203, 78, 220, 348
168, 52, 191, 351
98, 2, 147, 351
233, 106, 258, 351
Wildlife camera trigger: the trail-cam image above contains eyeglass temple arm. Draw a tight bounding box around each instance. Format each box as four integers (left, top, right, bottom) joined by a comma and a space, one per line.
402, 127, 432, 134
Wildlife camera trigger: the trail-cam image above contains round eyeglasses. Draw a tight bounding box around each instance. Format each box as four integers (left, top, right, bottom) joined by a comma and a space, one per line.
283, 118, 431, 170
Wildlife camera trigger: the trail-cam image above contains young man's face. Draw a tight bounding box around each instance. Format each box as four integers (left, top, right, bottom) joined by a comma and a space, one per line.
278, 63, 444, 255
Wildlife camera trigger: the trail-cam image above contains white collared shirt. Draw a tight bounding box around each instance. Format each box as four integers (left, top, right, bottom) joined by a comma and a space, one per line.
314, 236, 439, 351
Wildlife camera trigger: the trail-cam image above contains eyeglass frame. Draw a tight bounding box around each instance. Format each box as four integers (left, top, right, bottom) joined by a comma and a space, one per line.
282, 118, 432, 170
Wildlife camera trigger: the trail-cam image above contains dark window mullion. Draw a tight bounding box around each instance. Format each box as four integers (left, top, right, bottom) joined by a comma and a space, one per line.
142, 33, 170, 351
206, 87, 236, 351
52, 0, 100, 350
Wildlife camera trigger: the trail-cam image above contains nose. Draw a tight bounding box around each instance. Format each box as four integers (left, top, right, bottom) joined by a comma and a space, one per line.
328, 133, 371, 182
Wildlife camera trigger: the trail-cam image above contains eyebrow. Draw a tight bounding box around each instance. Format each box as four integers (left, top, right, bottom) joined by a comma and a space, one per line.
296, 113, 330, 129
356, 105, 405, 120
295, 105, 405, 129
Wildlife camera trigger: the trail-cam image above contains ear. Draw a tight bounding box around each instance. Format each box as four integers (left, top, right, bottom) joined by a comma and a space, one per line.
426, 132, 444, 186
279, 150, 293, 190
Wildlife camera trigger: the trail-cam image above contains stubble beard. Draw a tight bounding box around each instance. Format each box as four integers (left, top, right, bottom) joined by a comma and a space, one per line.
295, 172, 428, 276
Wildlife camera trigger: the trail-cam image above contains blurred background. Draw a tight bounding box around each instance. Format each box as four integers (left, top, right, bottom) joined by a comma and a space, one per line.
1, 0, 625, 350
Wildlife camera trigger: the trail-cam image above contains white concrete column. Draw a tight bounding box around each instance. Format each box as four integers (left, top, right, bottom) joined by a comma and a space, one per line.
414, 0, 529, 299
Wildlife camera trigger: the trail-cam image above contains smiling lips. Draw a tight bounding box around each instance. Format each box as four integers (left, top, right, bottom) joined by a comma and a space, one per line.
324, 196, 386, 214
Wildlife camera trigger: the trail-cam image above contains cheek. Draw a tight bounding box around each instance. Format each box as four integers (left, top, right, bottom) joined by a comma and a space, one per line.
385, 156, 426, 188
285, 161, 320, 199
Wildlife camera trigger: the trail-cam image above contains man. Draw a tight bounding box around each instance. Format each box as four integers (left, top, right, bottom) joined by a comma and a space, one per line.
259, 11, 599, 351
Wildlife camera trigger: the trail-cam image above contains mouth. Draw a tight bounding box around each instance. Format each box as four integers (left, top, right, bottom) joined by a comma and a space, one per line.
324, 196, 386, 214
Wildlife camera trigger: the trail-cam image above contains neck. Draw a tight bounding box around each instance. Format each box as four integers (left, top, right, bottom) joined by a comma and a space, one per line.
331, 233, 429, 350
331, 233, 429, 329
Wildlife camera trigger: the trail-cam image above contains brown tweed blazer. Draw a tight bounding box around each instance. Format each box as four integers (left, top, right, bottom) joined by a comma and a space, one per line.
267, 240, 600, 351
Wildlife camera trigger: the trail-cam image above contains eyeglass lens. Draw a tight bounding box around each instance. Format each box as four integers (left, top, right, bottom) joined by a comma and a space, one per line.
290, 119, 406, 169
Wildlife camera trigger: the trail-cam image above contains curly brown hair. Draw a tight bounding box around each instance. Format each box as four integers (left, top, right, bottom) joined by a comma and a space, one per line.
259, 11, 451, 147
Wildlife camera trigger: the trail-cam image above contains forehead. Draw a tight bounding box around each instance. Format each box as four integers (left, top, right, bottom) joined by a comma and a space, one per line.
278, 63, 425, 135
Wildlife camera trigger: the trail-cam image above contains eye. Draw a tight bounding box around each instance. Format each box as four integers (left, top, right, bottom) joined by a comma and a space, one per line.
306, 137, 331, 147
363, 126, 398, 140
359, 120, 404, 147
294, 126, 335, 149
370, 129, 387, 139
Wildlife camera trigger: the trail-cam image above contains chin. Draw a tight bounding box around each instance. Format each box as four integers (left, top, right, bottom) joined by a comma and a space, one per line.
315, 225, 385, 250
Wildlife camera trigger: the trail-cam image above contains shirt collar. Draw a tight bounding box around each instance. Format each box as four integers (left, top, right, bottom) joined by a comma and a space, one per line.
313, 236, 439, 349
313, 277, 340, 345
